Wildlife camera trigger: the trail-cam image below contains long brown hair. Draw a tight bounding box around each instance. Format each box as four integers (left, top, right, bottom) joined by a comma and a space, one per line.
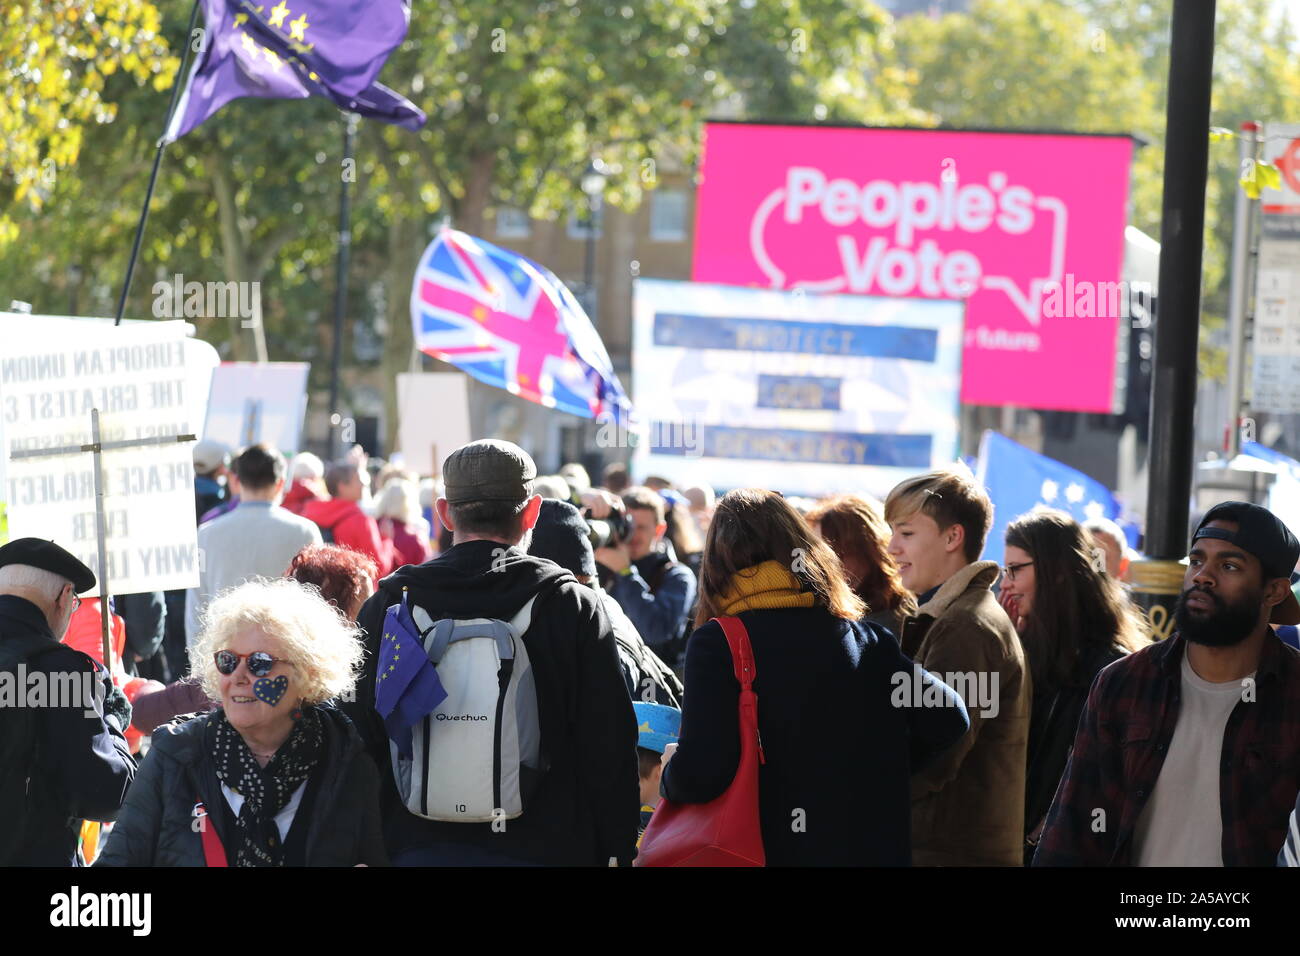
1005, 509, 1148, 692
695, 489, 865, 628
807, 494, 917, 620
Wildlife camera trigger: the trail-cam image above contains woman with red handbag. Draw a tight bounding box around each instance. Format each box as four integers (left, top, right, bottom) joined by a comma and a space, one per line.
642, 489, 970, 866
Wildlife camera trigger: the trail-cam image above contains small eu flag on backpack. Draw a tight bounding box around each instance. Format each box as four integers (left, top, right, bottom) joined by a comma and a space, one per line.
375, 590, 447, 757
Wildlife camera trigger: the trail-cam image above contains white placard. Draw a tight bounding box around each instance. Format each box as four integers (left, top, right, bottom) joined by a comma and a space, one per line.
1, 321, 200, 592
203, 362, 310, 453
396, 373, 472, 475
631, 279, 965, 499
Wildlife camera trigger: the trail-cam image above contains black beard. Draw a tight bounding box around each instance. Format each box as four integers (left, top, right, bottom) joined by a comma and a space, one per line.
1173, 586, 1263, 648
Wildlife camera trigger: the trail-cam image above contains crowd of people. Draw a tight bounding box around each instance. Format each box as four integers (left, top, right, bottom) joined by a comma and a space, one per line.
4, 434, 1300, 868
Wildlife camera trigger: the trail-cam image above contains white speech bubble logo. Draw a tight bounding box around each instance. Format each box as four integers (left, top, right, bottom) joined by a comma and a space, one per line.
748, 171, 1069, 327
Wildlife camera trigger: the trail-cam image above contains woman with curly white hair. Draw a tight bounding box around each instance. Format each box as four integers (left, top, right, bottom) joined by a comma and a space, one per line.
98, 579, 386, 867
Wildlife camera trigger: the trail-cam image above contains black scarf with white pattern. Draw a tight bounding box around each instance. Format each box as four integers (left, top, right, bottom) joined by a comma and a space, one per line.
211, 708, 323, 867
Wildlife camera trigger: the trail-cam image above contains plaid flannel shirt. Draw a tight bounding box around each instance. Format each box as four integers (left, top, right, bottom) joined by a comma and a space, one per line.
1034, 632, 1300, 867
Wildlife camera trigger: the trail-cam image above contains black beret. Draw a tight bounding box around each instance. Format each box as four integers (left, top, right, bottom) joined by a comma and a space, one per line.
0, 538, 96, 594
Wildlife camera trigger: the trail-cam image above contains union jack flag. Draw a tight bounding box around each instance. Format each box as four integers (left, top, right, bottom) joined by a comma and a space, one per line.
410, 227, 631, 423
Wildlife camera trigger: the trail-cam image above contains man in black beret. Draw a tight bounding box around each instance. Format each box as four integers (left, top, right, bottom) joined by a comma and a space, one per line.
0, 538, 136, 865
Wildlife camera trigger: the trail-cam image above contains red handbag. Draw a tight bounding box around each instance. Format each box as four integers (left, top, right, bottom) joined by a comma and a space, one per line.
635, 616, 766, 867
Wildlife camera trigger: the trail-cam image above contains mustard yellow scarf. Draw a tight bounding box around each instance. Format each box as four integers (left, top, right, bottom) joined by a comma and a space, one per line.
717, 560, 816, 615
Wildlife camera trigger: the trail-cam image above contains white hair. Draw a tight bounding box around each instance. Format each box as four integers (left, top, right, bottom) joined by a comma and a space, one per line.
191, 578, 362, 705
0, 564, 69, 602
376, 478, 421, 524
533, 475, 572, 501
418, 478, 439, 510
557, 463, 591, 495
289, 451, 325, 482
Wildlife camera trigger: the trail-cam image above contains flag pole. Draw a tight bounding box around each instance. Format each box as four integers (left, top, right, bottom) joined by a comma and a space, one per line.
328, 111, 359, 458
113, 0, 203, 327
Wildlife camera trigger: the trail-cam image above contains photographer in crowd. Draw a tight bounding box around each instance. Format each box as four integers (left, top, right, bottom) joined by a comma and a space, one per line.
584, 486, 697, 668
530, 498, 682, 707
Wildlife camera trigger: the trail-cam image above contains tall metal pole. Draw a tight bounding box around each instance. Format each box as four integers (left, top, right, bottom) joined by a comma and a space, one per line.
583, 200, 598, 317
1225, 121, 1260, 458
328, 113, 358, 459
90, 409, 113, 669
113, 0, 202, 326
1130, 0, 1217, 633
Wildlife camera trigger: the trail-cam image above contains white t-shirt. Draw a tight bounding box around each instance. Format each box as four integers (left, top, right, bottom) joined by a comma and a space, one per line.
1132, 654, 1251, 867
221, 780, 309, 842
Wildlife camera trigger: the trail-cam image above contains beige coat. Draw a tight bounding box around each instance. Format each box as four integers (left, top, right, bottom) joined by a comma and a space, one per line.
899, 560, 1031, 866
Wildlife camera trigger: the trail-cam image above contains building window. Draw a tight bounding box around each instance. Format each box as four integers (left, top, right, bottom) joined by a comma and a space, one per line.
494, 207, 531, 239
649, 190, 688, 241
567, 205, 604, 240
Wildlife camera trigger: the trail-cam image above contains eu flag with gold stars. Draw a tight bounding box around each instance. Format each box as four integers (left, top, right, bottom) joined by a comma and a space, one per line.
375, 590, 447, 758
163, 0, 425, 144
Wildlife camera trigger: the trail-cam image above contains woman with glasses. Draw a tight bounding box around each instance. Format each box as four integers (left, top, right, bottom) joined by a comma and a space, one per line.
998, 509, 1148, 865
98, 578, 386, 867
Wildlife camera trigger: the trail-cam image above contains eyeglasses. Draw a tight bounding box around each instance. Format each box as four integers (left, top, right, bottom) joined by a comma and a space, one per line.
64, 585, 81, 611
1002, 560, 1034, 582
213, 650, 289, 677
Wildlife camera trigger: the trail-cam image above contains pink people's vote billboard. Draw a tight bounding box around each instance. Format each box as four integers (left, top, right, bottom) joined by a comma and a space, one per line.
691, 123, 1134, 412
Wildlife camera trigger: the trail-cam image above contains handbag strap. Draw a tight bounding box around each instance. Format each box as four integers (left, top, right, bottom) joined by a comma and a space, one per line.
194, 799, 228, 867
712, 616, 766, 764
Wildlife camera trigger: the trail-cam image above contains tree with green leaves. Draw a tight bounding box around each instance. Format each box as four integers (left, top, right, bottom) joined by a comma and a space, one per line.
0, 0, 178, 246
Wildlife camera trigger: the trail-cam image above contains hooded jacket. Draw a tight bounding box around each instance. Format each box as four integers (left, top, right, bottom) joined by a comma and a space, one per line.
348, 540, 640, 866
282, 478, 327, 517
897, 560, 1031, 866
302, 497, 395, 576
96, 706, 387, 867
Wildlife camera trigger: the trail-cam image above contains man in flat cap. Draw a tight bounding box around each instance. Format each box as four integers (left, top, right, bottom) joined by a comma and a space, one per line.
348, 439, 639, 866
1035, 502, 1300, 867
0, 538, 136, 865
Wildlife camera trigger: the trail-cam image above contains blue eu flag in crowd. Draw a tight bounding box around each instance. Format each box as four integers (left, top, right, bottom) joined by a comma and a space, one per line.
163, 0, 425, 144
975, 429, 1120, 567
375, 591, 447, 758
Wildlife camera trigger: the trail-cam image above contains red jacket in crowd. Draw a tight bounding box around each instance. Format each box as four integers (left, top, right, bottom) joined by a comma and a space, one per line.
282, 477, 327, 516
301, 497, 395, 575
379, 517, 433, 569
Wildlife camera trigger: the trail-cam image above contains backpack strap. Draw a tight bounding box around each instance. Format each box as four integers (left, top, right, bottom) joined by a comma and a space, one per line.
410, 595, 539, 665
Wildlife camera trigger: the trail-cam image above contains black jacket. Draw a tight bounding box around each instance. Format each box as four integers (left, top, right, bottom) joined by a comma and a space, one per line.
661, 607, 969, 866
96, 706, 387, 866
0, 595, 136, 866
1024, 643, 1126, 847
348, 540, 640, 866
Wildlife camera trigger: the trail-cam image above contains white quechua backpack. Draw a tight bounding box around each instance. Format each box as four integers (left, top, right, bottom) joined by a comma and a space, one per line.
391, 596, 546, 823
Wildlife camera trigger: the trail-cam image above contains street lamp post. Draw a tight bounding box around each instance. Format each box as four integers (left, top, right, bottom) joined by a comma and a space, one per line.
1129, 0, 1217, 635
580, 159, 608, 318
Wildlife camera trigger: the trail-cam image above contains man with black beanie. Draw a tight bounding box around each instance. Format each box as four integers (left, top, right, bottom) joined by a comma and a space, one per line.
529, 499, 682, 708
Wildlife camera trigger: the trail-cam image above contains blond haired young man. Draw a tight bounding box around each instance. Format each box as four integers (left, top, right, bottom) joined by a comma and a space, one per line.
885, 469, 1031, 866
